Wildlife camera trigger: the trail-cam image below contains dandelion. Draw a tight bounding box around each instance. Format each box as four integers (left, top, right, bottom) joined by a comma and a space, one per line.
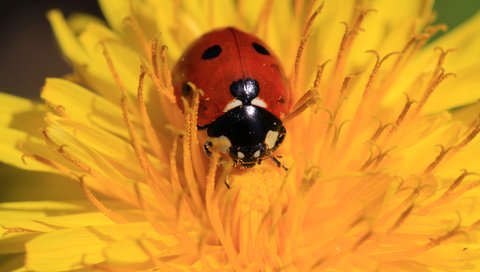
2, 0, 480, 271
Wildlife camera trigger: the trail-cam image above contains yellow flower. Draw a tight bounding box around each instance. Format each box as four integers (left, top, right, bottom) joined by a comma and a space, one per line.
2, 0, 480, 271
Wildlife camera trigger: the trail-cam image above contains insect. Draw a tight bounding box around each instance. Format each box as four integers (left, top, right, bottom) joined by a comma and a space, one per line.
172, 27, 291, 168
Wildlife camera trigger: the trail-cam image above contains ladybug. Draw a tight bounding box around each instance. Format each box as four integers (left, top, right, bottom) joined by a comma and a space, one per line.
172, 27, 291, 168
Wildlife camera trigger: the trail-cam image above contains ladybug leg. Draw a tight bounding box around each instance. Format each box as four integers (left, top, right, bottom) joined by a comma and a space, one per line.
272, 156, 288, 171
218, 159, 234, 190
225, 175, 231, 190
204, 141, 213, 157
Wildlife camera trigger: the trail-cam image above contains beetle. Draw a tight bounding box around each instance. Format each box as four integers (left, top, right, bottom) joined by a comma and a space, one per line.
172, 27, 291, 168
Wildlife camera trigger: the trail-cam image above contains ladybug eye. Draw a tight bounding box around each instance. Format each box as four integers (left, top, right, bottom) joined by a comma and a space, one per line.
202, 45, 222, 60
252, 42, 270, 55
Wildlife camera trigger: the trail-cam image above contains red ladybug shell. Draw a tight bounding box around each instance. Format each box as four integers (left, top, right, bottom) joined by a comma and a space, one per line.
172, 27, 291, 127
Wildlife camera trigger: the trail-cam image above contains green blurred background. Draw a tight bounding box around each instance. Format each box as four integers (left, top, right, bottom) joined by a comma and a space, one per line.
0, 0, 479, 98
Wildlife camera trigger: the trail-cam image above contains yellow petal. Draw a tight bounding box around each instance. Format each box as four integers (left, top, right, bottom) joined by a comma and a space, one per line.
97, 0, 130, 35
0, 202, 144, 255
0, 233, 40, 255
67, 13, 106, 34
40, 78, 130, 139
103, 236, 179, 265
77, 22, 143, 101
0, 253, 25, 272
436, 136, 480, 177
47, 10, 89, 66
237, 0, 267, 29
423, 63, 480, 113
428, 12, 480, 75
351, 0, 434, 70
0, 127, 53, 172
0, 200, 135, 219
451, 102, 480, 124
412, 243, 480, 271
0, 93, 44, 135
25, 222, 164, 271
1, 211, 115, 233
48, 10, 146, 103
210, 1, 237, 29
381, 12, 480, 113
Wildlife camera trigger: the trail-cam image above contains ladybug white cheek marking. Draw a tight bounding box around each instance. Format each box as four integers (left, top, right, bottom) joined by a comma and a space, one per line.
251, 98, 267, 108
224, 99, 243, 112
237, 152, 245, 159
253, 150, 261, 158
224, 97, 267, 112
265, 130, 279, 149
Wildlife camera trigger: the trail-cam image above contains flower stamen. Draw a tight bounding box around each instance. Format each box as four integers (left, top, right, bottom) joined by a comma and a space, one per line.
425, 114, 480, 173
20, 151, 70, 174
137, 239, 163, 268
455, 114, 480, 149
254, 0, 274, 36
133, 182, 177, 238
180, 83, 206, 215
151, 38, 160, 79
424, 221, 462, 249
348, 50, 399, 134
328, 9, 373, 105
290, 2, 324, 91
439, 170, 472, 200
137, 64, 168, 163
124, 16, 151, 60
392, 92, 416, 130
103, 43, 171, 207
352, 230, 373, 251
205, 151, 241, 269
380, 25, 447, 93
2, 226, 36, 237
143, 62, 176, 103
415, 70, 456, 114
360, 146, 395, 171
363, 50, 399, 99
420, 171, 480, 211
424, 145, 452, 174
283, 60, 328, 123
159, 45, 173, 90
41, 130, 144, 207
169, 134, 183, 195
387, 204, 414, 233
80, 176, 128, 224
54, 142, 92, 175
370, 120, 394, 143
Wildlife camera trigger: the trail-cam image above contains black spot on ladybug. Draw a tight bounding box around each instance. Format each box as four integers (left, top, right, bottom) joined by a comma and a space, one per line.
202, 45, 222, 60
277, 96, 286, 104
252, 42, 270, 55
182, 82, 193, 97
